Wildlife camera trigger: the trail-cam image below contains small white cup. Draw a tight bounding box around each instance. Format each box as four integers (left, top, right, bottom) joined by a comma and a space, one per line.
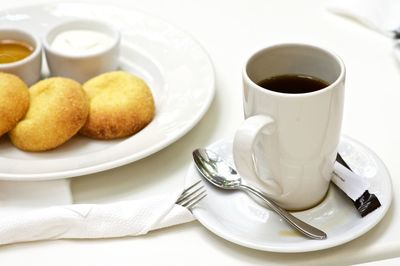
43, 19, 120, 83
0, 28, 42, 86
233, 43, 345, 210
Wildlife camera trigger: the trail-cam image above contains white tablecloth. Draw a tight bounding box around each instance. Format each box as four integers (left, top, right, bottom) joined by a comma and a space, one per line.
0, 0, 399, 265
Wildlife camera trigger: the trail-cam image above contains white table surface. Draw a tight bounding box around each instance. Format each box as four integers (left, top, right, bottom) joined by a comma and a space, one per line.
1, 0, 400, 265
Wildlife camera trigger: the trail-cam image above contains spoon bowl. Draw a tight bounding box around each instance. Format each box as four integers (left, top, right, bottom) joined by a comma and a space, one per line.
192, 148, 241, 189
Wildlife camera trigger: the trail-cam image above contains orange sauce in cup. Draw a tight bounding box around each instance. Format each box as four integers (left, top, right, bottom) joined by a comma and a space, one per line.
0, 40, 33, 64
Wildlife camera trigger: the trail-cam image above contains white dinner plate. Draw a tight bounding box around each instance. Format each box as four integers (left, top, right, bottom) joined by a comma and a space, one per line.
0, 2, 215, 180
185, 135, 392, 252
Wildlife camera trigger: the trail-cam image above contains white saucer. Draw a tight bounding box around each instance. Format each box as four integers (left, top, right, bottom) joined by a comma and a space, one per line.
185, 135, 392, 253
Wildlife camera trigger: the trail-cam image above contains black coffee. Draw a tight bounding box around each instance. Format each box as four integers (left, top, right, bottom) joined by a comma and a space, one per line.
257, 74, 329, 94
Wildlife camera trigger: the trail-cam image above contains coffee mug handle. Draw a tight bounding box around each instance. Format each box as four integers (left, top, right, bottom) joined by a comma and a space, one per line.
233, 115, 282, 196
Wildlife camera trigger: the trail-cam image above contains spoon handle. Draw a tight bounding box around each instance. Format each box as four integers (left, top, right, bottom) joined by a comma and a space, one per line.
240, 184, 327, 240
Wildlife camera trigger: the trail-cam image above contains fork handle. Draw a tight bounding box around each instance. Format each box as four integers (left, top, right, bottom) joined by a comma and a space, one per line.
239, 184, 327, 240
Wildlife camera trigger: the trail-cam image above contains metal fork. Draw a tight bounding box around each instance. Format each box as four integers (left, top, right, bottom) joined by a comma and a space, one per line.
176, 180, 207, 210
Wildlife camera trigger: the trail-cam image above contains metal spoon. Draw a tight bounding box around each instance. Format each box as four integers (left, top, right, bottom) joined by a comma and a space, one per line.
192, 148, 327, 240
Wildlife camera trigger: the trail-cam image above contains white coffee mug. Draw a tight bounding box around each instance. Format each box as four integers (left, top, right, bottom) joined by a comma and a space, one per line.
233, 43, 345, 210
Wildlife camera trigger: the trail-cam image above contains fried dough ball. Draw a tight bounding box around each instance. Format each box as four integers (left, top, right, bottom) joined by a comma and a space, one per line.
80, 71, 155, 139
0, 72, 29, 137
9, 77, 89, 151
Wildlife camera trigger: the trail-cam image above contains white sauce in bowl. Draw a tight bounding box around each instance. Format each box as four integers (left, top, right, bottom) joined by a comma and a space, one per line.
51, 30, 114, 55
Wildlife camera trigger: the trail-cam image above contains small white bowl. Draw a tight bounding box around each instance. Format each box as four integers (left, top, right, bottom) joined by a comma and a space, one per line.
43, 19, 120, 83
0, 28, 42, 86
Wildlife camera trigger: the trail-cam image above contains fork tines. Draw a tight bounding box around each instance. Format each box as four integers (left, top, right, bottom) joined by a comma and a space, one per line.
176, 180, 207, 209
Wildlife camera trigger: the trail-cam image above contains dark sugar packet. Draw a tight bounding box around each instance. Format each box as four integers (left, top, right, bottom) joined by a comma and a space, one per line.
332, 153, 381, 217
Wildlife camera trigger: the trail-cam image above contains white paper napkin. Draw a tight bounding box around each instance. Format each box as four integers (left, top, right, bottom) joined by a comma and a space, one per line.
0, 180, 194, 245
0, 179, 73, 219
326, 0, 400, 38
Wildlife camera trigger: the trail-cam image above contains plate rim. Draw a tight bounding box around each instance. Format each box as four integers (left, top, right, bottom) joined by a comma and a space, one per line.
0, 2, 216, 181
